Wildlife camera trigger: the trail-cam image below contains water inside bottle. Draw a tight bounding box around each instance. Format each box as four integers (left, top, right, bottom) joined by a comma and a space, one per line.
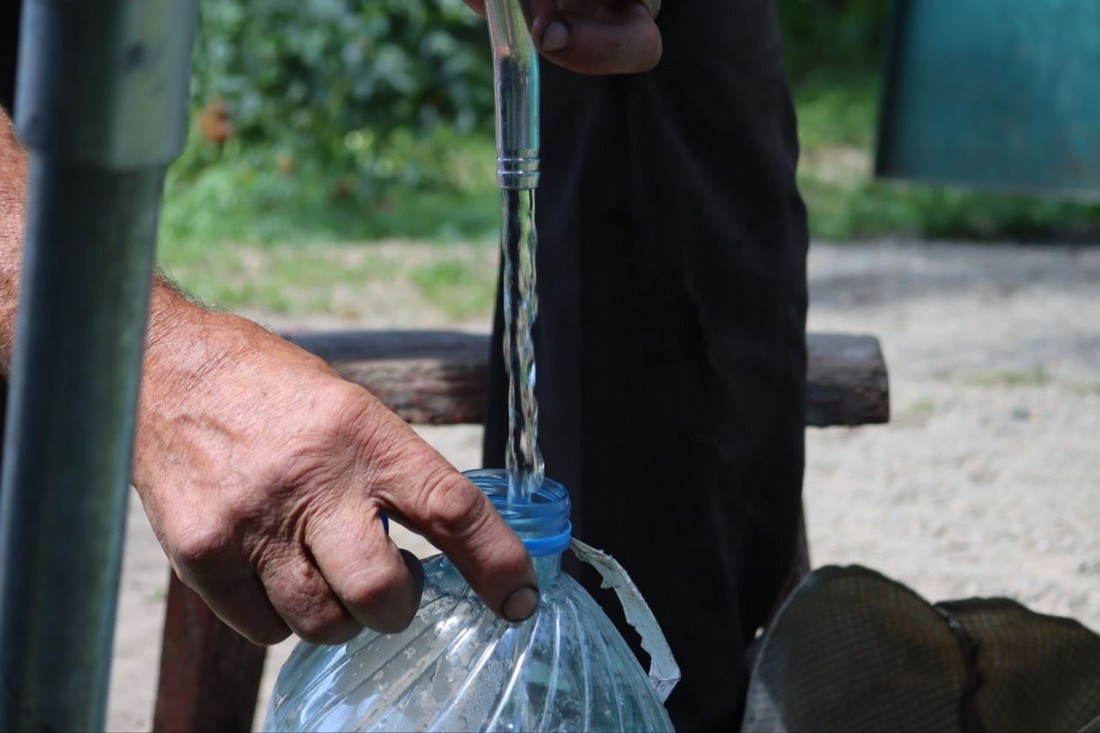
500, 188, 543, 503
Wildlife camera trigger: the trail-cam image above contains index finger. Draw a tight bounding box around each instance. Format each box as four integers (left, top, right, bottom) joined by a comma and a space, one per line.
357, 403, 539, 622
397, 466, 541, 622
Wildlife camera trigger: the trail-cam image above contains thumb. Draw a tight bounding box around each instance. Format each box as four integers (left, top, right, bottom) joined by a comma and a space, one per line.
531, 2, 662, 75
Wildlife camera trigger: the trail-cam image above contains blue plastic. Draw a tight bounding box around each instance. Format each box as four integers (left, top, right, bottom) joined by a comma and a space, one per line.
264, 469, 674, 732
474, 470, 573, 557
877, 0, 1100, 196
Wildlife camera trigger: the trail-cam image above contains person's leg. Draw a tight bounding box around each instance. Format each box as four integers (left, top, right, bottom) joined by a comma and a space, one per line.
484, 1, 808, 729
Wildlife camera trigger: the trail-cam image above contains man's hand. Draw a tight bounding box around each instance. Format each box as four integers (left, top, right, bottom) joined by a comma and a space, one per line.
464, 0, 662, 75
134, 283, 539, 644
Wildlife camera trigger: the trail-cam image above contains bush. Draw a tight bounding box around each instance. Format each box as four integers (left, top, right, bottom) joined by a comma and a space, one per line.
181, 0, 494, 194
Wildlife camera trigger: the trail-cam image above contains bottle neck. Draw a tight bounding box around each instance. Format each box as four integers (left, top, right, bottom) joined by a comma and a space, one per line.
533, 553, 562, 584
462, 469, 572, 585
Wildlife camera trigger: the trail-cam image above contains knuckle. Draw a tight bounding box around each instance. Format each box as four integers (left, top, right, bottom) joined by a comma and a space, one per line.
417, 467, 491, 542
342, 562, 411, 611
315, 381, 379, 441
171, 522, 238, 572
277, 382, 390, 484
487, 532, 534, 576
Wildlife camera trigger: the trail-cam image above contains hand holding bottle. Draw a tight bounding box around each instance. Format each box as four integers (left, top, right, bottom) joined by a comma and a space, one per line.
131, 284, 540, 645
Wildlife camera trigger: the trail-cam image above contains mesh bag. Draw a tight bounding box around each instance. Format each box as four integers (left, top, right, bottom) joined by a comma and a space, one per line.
743, 565, 1100, 732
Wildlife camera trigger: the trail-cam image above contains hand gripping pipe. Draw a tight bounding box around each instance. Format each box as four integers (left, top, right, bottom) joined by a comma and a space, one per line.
484, 0, 540, 190
0, 1, 196, 730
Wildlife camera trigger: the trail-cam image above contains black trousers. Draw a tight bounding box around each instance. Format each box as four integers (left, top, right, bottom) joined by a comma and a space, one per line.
483, 2, 809, 729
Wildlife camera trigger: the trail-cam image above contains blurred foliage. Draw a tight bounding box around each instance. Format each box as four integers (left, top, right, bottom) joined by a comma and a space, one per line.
186, 0, 491, 171
165, 0, 496, 244
162, 122, 499, 245
160, 0, 1100, 256
777, 0, 888, 80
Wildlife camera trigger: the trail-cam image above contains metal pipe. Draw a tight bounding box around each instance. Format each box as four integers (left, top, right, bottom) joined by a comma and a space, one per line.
485, 0, 540, 190
0, 1, 196, 729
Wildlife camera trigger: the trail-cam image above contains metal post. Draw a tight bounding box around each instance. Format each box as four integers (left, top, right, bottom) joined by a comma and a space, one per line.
0, 1, 196, 730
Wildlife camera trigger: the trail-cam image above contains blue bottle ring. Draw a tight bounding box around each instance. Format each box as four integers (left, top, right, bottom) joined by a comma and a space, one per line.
464, 469, 573, 558
522, 520, 573, 557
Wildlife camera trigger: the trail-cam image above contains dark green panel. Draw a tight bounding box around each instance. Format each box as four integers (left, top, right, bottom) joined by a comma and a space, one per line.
877, 0, 1100, 197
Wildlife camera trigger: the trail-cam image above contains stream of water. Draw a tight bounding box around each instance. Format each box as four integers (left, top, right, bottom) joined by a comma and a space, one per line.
500, 188, 543, 503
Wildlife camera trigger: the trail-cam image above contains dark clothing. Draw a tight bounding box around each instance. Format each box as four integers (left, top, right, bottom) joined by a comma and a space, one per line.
483, 1, 809, 729
0, 0, 17, 114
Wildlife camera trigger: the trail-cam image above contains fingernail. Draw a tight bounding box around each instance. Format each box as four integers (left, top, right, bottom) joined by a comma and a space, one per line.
541, 20, 569, 53
501, 585, 540, 622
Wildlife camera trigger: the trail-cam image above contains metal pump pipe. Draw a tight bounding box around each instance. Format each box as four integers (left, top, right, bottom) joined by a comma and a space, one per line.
0, 1, 196, 729
485, 0, 540, 190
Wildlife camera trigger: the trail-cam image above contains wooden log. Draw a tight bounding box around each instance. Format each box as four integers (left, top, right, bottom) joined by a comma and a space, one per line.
804, 332, 891, 427
284, 329, 891, 428
286, 329, 489, 425
152, 573, 266, 733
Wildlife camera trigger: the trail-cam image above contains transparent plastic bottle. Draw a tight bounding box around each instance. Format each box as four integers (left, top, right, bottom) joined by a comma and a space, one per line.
264, 469, 674, 732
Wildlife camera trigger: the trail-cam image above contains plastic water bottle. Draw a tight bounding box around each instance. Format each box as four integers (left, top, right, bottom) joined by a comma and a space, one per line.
264, 469, 675, 732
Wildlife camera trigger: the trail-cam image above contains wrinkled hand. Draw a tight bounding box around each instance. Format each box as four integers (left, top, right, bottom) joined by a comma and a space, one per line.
133, 288, 538, 644
464, 0, 662, 74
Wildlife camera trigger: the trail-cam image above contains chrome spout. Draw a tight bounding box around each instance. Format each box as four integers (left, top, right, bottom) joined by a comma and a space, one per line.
485, 0, 539, 190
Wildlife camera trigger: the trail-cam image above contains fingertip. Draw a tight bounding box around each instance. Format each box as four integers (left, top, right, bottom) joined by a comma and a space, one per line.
500, 585, 540, 623
463, 533, 540, 623
539, 19, 569, 53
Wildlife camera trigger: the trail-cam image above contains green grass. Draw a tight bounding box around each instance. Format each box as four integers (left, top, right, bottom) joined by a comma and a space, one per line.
960, 366, 1050, 387
410, 256, 498, 320
156, 129, 503, 317
905, 397, 936, 416
158, 237, 497, 320
160, 132, 500, 247
155, 69, 1100, 318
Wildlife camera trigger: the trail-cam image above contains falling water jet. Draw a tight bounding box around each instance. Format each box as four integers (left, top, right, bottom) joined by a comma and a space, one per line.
484, 0, 541, 503
500, 188, 543, 502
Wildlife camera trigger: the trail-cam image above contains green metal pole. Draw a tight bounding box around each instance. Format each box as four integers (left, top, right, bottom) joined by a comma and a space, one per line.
0, 1, 196, 729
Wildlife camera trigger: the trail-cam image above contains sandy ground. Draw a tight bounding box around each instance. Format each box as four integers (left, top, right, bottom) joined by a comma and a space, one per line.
106, 239, 1099, 730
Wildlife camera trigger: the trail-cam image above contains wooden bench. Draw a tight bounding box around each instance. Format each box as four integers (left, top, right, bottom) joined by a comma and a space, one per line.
151, 329, 889, 732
